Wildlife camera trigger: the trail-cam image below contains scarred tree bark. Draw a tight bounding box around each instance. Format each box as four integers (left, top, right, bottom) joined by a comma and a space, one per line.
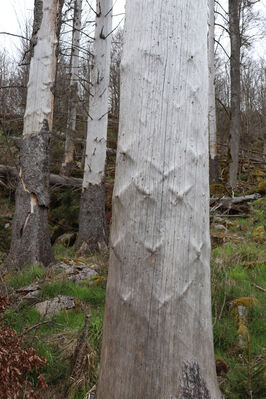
76, 0, 112, 252
208, 0, 219, 183
61, 0, 82, 176
97, 1, 222, 398
7, 0, 61, 268
228, 0, 241, 188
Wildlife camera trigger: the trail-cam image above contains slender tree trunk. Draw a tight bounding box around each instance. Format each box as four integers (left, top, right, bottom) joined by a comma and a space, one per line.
76, 0, 112, 252
97, 1, 221, 398
7, 0, 60, 268
228, 0, 241, 188
208, 0, 219, 183
61, 0, 82, 176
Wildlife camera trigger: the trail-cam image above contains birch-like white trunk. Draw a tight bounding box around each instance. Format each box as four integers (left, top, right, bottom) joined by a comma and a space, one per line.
97, 1, 222, 398
23, 0, 59, 136
208, 0, 219, 183
7, 0, 60, 268
228, 0, 241, 189
77, 0, 112, 252
61, 0, 82, 176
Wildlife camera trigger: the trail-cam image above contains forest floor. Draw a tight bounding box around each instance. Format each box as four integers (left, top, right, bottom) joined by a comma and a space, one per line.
0, 168, 265, 398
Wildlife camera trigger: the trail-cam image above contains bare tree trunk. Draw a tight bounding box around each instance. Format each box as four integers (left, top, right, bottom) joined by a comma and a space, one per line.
61, 0, 82, 176
97, 1, 221, 398
208, 0, 219, 183
7, 0, 60, 268
228, 0, 241, 188
76, 0, 112, 252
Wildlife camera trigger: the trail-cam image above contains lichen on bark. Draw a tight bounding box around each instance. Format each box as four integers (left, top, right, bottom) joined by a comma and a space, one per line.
176, 362, 211, 399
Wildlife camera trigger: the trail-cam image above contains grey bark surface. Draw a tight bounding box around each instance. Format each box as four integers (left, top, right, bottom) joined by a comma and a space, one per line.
61, 0, 82, 176
78, 0, 112, 252
210, 157, 219, 184
76, 184, 107, 252
208, 0, 219, 183
228, 0, 241, 188
7, 122, 55, 268
176, 362, 211, 399
97, 1, 221, 398
7, 0, 60, 268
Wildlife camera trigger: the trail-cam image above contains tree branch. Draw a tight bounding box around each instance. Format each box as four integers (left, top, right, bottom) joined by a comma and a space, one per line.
214, 23, 230, 35
0, 32, 30, 41
214, 39, 230, 59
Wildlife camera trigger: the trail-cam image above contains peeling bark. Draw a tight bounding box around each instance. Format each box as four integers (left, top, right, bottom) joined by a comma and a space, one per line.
77, 0, 112, 252
7, 121, 55, 268
228, 0, 241, 188
23, 0, 60, 135
76, 184, 107, 252
7, 0, 60, 268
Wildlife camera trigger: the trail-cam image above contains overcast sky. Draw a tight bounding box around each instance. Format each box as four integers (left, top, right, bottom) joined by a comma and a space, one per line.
0, 0, 265, 60
0, 0, 125, 57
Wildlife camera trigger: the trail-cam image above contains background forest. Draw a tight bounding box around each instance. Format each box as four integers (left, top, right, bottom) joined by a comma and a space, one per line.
0, 0, 265, 398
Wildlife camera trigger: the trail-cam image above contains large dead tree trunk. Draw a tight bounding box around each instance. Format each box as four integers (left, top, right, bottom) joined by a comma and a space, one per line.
97, 1, 222, 398
228, 0, 241, 188
76, 0, 112, 252
61, 0, 82, 176
7, 0, 61, 268
208, 0, 219, 183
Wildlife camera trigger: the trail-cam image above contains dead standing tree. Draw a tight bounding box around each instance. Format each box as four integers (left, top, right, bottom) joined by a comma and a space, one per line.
228, 0, 241, 189
61, 0, 82, 176
76, 0, 112, 253
208, 0, 219, 183
7, 0, 62, 268
97, 0, 222, 398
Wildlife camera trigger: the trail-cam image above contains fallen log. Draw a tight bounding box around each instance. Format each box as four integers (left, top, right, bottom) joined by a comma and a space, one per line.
0, 164, 83, 188
210, 194, 261, 214
0, 167, 263, 203
210, 194, 260, 206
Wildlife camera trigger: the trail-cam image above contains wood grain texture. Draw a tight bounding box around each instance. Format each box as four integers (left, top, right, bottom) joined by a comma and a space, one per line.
97, 0, 222, 398
23, 0, 59, 135
83, 0, 112, 187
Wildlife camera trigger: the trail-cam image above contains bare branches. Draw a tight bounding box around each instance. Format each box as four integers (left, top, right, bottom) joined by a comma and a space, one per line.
0, 32, 30, 41
85, 0, 97, 16
215, 22, 230, 35
215, 0, 228, 16
0, 85, 26, 89
214, 38, 230, 59
215, 10, 229, 24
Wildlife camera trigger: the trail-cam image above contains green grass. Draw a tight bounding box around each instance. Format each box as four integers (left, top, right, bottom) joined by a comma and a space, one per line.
7, 264, 46, 289
53, 244, 76, 258
3, 300, 105, 391
3, 305, 42, 333
1, 197, 264, 398
41, 280, 106, 307
211, 200, 266, 398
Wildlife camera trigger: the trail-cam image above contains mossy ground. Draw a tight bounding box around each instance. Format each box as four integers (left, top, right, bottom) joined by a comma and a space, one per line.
2, 248, 107, 398
211, 197, 265, 398
0, 185, 265, 398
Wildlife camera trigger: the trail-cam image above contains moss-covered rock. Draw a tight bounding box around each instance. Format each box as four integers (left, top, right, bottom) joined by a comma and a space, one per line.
231, 297, 257, 307
256, 180, 266, 195
210, 183, 227, 196
252, 226, 265, 242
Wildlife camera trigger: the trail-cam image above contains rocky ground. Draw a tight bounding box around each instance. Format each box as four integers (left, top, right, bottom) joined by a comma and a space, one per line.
0, 163, 265, 398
